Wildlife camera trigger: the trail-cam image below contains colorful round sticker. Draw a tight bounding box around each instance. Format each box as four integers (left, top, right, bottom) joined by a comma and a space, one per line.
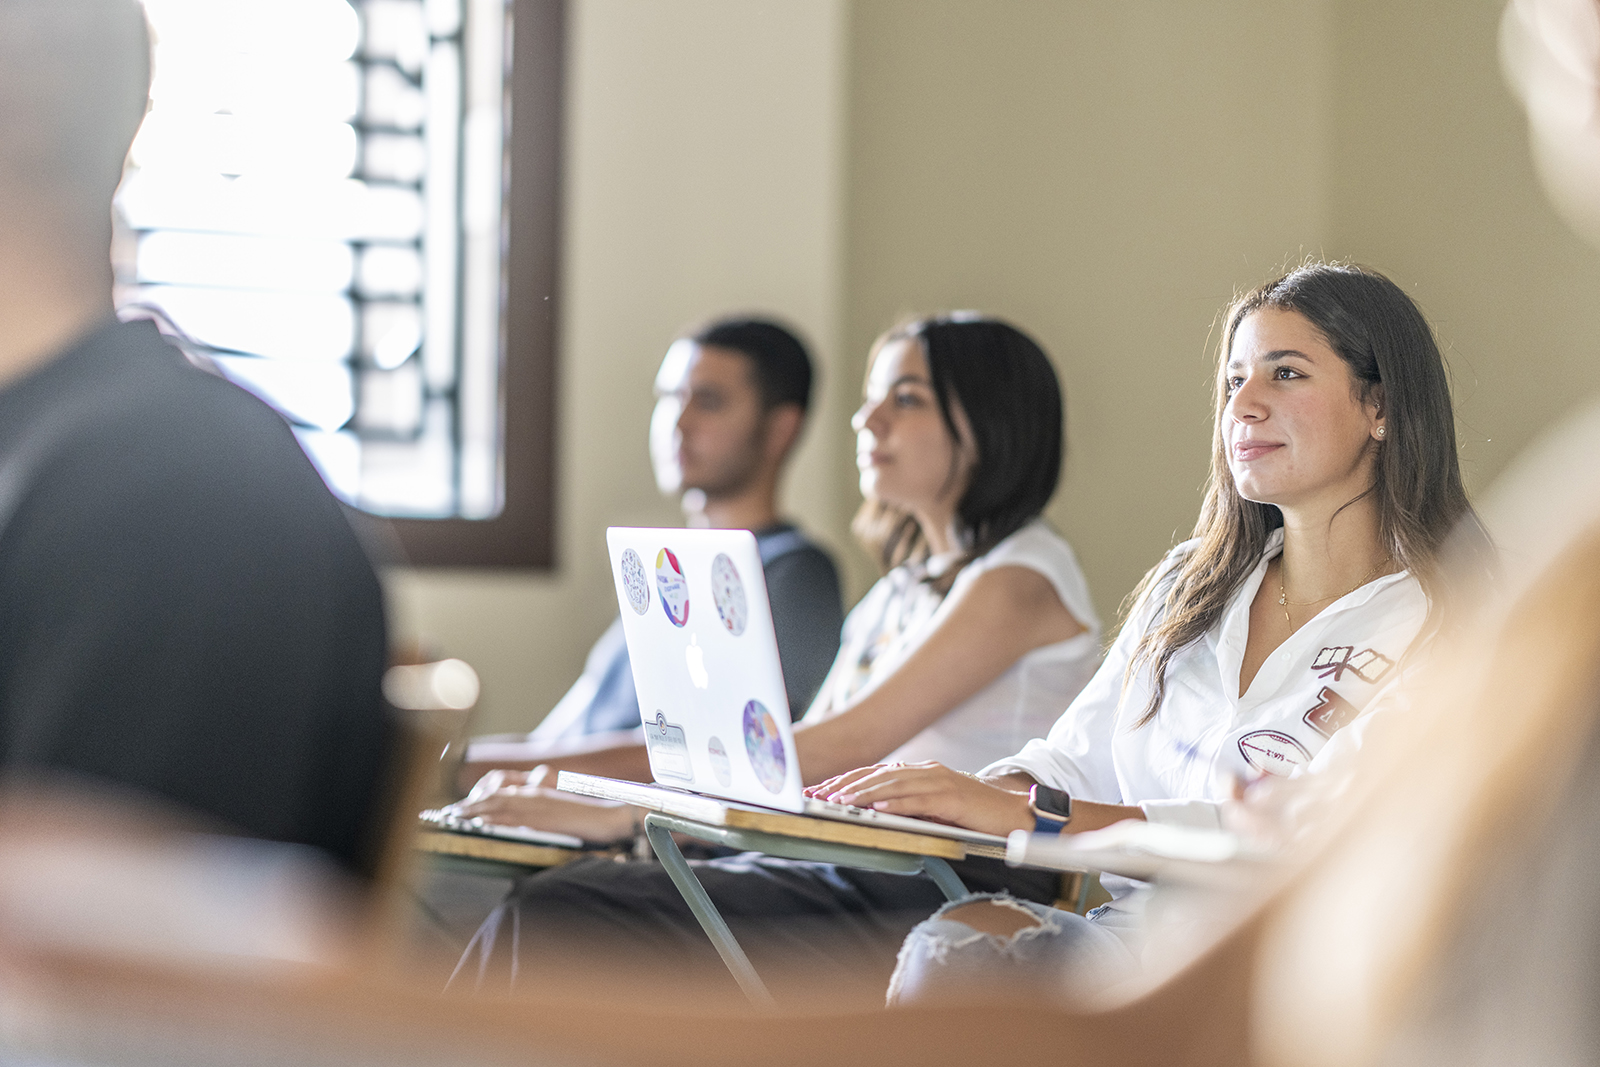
741, 699, 786, 794
619, 548, 650, 615
707, 736, 733, 787
710, 553, 748, 636
655, 547, 690, 627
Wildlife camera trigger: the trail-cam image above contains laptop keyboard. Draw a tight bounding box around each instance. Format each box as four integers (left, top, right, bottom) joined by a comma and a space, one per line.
418, 808, 582, 846
803, 796, 1005, 844
812, 798, 898, 823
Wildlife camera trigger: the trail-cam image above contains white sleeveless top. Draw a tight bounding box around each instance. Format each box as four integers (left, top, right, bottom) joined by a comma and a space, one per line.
803, 520, 1102, 772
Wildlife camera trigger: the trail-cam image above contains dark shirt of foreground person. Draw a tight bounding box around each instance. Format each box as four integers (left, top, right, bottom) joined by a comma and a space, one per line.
0, 319, 397, 878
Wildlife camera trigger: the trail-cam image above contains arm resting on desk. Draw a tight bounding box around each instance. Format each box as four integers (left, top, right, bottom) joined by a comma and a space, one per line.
808, 765, 1145, 837
450, 769, 639, 842
457, 728, 653, 793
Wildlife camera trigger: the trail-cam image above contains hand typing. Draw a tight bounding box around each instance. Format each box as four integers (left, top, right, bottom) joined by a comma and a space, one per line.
806, 760, 1034, 838
445, 766, 637, 843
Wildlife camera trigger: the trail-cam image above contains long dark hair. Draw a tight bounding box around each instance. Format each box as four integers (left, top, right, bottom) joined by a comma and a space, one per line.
1127, 263, 1483, 724
852, 314, 1064, 592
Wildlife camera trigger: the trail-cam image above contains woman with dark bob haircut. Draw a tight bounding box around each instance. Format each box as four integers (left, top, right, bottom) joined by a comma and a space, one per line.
812, 262, 1487, 1004
455, 314, 1106, 993
853, 313, 1066, 592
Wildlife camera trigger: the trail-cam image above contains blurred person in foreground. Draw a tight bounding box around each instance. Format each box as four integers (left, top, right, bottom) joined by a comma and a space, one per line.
0, 0, 395, 878
456, 319, 843, 792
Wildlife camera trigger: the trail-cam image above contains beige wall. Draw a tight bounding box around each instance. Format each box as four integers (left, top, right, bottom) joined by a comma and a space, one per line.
388, 0, 851, 735
842, 0, 1600, 616
391, 0, 1600, 736
843, 0, 1333, 616
1323, 0, 1600, 499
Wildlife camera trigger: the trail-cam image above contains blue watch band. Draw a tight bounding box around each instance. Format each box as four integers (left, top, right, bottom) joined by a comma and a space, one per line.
1028, 784, 1072, 834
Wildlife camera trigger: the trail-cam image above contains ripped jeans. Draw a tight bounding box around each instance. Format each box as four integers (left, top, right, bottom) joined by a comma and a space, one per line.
886, 893, 1140, 1006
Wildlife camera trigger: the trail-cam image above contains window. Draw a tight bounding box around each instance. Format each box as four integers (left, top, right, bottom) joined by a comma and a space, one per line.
116, 0, 560, 565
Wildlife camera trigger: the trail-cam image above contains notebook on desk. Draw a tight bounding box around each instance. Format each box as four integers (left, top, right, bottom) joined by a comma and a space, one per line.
583, 527, 1008, 850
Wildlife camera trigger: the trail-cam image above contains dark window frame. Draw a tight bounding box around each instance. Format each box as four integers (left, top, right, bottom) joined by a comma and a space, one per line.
382, 0, 562, 567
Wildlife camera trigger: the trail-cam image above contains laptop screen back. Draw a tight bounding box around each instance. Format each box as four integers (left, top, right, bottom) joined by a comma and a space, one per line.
605, 527, 805, 812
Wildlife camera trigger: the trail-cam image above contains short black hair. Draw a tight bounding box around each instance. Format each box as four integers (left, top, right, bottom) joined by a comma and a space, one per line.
690, 317, 814, 413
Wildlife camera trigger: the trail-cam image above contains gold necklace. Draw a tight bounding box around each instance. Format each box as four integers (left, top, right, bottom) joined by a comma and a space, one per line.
1278, 557, 1392, 626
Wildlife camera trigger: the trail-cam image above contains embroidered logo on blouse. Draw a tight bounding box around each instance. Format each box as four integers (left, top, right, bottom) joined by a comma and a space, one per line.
1302, 685, 1360, 738
1311, 645, 1394, 685
1238, 729, 1312, 776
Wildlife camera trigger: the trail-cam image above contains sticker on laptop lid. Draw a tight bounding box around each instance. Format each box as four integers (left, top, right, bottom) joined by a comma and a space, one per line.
742, 699, 786, 794
710, 553, 748, 636
619, 548, 650, 615
707, 736, 733, 787
645, 712, 693, 782
655, 548, 690, 627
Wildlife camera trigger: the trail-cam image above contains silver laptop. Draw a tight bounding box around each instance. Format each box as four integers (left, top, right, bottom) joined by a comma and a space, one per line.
599, 527, 1005, 847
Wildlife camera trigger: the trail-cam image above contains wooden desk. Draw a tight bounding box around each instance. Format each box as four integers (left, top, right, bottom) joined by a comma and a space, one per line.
414, 830, 587, 879
556, 773, 994, 1004
556, 771, 1009, 861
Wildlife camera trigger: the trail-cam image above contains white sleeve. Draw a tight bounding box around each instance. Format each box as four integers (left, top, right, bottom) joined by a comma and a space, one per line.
979, 598, 1146, 802
1140, 798, 1225, 830
1142, 660, 1416, 832
1299, 647, 1418, 777
981, 544, 1187, 804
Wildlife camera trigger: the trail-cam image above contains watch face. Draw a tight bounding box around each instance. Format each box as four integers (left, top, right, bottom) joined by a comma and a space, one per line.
1032, 785, 1072, 819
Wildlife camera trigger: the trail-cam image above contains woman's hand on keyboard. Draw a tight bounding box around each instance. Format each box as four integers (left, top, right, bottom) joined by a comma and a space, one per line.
447, 767, 637, 842
804, 764, 889, 801
809, 761, 1034, 838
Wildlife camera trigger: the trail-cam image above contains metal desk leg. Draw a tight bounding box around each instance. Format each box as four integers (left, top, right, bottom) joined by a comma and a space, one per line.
920, 856, 968, 902
1074, 869, 1093, 914
642, 815, 774, 1006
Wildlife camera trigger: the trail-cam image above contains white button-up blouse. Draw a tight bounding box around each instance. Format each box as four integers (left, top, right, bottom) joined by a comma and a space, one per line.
984, 528, 1428, 833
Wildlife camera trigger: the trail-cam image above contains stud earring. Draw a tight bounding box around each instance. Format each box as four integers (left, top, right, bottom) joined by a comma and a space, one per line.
1376, 426, 1387, 439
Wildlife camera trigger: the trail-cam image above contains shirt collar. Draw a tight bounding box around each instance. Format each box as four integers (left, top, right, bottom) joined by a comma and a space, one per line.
1214, 527, 1418, 704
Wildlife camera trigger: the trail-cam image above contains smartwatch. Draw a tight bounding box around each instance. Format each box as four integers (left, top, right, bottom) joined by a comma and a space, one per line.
1028, 784, 1072, 835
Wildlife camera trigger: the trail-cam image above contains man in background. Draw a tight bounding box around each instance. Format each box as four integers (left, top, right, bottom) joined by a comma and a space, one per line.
0, 0, 395, 878
458, 318, 844, 785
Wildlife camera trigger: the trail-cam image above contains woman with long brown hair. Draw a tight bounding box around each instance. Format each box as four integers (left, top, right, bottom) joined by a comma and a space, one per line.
812, 261, 1484, 999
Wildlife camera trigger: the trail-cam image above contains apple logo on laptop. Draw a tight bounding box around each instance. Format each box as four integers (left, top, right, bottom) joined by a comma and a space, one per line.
686, 634, 710, 689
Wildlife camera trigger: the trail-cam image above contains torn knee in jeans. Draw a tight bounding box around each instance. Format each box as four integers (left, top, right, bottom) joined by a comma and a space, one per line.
938, 897, 1044, 939
886, 894, 1075, 1006
910, 893, 1065, 960
888, 893, 1138, 1007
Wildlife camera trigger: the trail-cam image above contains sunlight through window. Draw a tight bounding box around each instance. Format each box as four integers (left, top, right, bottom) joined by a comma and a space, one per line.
118, 0, 509, 519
